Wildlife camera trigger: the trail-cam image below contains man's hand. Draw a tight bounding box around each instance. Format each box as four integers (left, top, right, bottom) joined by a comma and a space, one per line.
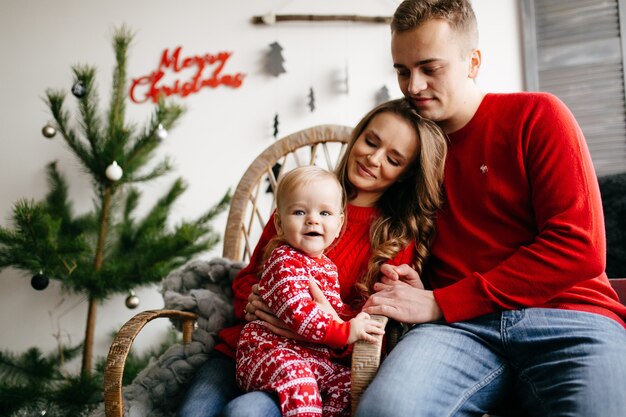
380, 264, 424, 289
363, 264, 443, 324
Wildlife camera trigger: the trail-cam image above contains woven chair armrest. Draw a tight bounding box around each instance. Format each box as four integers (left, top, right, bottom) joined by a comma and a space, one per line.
104, 309, 198, 417
350, 314, 388, 415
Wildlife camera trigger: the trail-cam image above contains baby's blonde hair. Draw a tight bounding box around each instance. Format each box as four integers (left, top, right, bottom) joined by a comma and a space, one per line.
264, 166, 346, 261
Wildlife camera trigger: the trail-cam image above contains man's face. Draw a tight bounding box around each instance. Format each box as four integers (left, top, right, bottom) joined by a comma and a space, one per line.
391, 19, 480, 133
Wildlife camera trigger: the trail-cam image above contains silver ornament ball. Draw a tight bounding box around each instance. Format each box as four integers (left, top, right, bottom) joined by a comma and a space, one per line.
125, 293, 140, 309
155, 123, 168, 140
71, 81, 87, 98
42, 124, 57, 138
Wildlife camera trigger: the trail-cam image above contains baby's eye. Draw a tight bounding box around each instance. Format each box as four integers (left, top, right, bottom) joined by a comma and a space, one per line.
320, 210, 331, 216
293, 210, 305, 216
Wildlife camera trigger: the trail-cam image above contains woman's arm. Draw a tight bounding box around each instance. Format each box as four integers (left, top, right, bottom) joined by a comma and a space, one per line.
232, 217, 277, 321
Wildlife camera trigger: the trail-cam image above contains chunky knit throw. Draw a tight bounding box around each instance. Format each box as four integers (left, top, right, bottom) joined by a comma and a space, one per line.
89, 257, 244, 417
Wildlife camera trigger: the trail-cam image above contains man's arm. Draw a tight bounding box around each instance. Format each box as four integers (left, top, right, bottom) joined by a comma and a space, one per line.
434, 94, 607, 322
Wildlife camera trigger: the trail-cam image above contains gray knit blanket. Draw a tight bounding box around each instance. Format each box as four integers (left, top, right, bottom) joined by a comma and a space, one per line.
90, 257, 245, 417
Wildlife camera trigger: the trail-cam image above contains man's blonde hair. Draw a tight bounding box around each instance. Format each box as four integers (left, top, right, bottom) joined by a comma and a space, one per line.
392, 0, 479, 57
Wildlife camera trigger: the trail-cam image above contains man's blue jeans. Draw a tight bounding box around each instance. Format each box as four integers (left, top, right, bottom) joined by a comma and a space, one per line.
177, 350, 280, 417
355, 308, 626, 417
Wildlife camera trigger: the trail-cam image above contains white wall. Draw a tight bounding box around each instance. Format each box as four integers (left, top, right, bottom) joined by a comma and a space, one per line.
0, 0, 523, 369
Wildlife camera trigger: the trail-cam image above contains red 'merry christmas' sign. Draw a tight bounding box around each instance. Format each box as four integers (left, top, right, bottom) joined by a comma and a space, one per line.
130, 46, 245, 103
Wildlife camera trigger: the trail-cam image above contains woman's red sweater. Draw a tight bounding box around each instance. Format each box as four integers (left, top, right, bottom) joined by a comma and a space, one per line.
216, 204, 416, 358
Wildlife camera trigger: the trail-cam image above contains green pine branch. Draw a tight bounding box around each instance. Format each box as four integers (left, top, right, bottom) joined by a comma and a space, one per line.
108, 25, 132, 137
73, 65, 103, 160
0, 329, 178, 416
0, 344, 100, 417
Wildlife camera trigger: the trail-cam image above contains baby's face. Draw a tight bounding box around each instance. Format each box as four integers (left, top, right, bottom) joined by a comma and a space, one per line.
275, 177, 344, 258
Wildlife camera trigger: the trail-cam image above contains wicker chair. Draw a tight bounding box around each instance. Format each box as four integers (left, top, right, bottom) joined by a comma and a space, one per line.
103, 124, 387, 416
102, 123, 626, 417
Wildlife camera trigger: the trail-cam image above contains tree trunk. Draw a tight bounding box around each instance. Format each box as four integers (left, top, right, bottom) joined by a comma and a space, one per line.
81, 296, 98, 375
81, 185, 113, 376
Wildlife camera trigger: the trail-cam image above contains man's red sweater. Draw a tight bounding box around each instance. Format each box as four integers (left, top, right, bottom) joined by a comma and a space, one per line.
217, 204, 416, 358
429, 92, 626, 327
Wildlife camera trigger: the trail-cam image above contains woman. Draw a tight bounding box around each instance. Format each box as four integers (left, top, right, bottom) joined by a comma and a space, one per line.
178, 98, 448, 417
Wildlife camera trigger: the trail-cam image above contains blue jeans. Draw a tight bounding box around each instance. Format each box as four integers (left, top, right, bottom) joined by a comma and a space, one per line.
177, 350, 281, 417
355, 309, 626, 417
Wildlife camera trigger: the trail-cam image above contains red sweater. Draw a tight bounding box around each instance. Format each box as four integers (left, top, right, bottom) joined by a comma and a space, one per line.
258, 245, 350, 348
217, 204, 416, 357
429, 92, 626, 327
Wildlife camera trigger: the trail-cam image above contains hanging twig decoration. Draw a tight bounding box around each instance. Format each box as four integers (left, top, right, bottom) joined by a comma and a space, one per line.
273, 113, 280, 138
375, 85, 391, 105
252, 14, 392, 25
308, 87, 316, 112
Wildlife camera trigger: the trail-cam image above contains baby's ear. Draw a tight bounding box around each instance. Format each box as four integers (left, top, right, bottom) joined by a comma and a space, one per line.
337, 213, 345, 238
273, 212, 283, 235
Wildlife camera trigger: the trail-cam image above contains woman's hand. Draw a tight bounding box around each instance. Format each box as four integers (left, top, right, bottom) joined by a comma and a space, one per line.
244, 284, 271, 321
363, 264, 443, 324
244, 284, 306, 341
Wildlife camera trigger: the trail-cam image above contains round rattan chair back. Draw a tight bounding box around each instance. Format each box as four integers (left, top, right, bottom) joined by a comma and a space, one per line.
222, 124, 352, 262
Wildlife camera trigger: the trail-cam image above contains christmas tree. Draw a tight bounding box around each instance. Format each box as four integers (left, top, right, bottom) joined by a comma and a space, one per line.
266, 41, 286, 77
0, 26, 230, 377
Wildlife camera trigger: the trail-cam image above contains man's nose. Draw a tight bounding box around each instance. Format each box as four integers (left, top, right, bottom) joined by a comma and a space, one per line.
408, 72, 427, 94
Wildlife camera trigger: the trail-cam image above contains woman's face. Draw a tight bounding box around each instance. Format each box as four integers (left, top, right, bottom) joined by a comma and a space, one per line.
347, 112, 420, 206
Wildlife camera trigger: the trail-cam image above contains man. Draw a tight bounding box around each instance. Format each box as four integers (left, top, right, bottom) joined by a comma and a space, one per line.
358, 0, 626, 415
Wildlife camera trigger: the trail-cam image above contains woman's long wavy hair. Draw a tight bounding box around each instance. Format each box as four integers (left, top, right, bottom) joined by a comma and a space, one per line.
335, 98, 448, 299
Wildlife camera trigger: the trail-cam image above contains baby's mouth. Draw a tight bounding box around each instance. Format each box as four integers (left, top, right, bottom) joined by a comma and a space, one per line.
305, 232, 322, 237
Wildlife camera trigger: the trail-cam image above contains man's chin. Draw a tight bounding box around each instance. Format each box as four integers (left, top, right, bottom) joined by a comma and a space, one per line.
407, 98, 436, 112
411, 107, 439, 121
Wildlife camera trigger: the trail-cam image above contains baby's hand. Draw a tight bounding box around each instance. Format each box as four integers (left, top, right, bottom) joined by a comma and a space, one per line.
347, 312, 385, 344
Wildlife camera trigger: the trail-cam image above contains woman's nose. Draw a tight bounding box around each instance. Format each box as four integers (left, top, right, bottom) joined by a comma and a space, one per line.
367, 151, 383, 166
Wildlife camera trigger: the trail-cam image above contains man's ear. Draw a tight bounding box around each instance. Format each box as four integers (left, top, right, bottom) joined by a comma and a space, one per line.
274, 212, 283, 235
468, 48, 481, 79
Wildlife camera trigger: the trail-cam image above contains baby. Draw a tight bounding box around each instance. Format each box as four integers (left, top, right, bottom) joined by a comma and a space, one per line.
236, 165, 384, 417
